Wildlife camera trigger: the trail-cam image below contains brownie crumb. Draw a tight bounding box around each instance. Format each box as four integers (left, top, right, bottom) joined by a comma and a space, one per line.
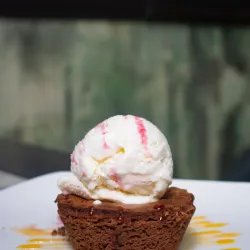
51, 229, 57, 236
52, 226, 67, 236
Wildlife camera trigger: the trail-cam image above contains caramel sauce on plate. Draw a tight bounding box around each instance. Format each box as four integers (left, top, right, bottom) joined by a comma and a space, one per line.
188, 216, 241, 250
17, 243, 42, 249
14, 226, 52, 237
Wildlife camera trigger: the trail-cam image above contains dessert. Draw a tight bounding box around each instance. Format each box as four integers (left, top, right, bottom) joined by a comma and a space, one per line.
56, 115, 195, 250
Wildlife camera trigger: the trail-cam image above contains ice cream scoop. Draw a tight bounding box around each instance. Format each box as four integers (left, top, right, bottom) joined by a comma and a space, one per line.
58, 115, 173, 204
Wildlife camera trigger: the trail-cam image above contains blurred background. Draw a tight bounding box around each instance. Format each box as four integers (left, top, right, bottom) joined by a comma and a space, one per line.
1, 19, 250, 182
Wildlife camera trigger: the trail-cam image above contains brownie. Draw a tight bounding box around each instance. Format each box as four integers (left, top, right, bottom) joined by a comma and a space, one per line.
56, 187, 195, 250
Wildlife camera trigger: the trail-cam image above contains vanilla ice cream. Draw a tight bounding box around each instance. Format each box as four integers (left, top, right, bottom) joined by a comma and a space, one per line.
58, 115, 173, 204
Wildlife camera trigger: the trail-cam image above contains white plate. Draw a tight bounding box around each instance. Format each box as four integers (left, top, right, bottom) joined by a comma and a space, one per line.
0, 171, 249, 250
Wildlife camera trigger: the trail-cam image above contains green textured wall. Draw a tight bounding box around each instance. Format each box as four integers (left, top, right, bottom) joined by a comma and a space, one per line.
0, 20, 250, 180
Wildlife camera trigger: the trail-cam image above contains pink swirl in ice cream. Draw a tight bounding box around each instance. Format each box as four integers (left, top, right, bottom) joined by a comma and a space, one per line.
58, 115, 173, 204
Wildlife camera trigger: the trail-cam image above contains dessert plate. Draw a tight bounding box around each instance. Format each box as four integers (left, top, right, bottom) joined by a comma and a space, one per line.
0, 171, 249, 250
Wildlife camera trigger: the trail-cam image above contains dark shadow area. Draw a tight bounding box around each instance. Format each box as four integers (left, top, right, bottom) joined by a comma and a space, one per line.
0, 2, 250, 25
224, 149, 250, 182
0, 139, 69, 178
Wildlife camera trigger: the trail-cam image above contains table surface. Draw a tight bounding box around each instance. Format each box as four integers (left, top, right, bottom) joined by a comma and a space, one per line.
0, 170, 25, 190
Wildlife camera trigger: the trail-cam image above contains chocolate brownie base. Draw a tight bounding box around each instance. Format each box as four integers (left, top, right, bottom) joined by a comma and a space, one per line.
56, 187, 195, 250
